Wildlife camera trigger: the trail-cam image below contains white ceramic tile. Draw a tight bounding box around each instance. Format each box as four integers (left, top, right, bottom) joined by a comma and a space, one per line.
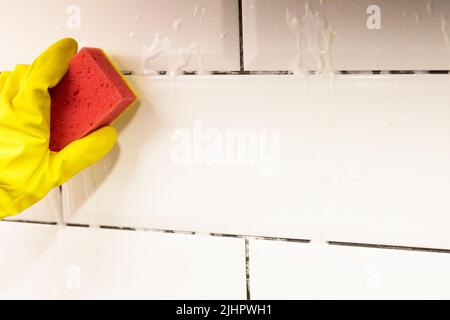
243, 0, 450, 71
63, 74, 450, 249
0, 222, 62, 299
0, 221, 246, 299
4, 189, 61, 224
59, 227, 246, 299
250, 239, 450, 299
0, 0, 239, 72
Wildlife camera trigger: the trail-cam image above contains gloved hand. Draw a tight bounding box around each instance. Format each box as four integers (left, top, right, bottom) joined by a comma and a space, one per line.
0, 38, 117, 219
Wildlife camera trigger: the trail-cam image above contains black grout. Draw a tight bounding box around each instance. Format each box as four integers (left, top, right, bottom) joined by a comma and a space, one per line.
100, 225, 137, 232
245, 238, 251, 300
1, 219, 57, 226
3, 219, 450, 255
251, 236, 310, 244
238, 0, 245, 72
121, 70, 450, 76
66, 223, 89, 228
328, 241, 450, 254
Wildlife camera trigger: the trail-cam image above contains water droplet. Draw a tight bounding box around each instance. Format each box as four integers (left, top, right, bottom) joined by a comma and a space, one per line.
219, 32, 227, 39
129, 32, 135, 38
426, 0, 433, 15
441, 14, 450, 70
286, 3, 334, 74
287, 11, 299, 27
414, 12, 421, 24
173, 18, 183, 32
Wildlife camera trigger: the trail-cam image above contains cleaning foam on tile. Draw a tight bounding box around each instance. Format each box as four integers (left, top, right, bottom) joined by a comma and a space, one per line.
140, 33, 205, 76
286, 3, 335, 74
49, 47, 137, 152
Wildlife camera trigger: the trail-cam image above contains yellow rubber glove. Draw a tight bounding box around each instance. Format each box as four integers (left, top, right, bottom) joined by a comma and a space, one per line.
0, 38, 118, 219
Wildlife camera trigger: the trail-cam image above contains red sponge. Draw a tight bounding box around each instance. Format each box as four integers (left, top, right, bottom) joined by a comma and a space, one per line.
49, 47, 137, 152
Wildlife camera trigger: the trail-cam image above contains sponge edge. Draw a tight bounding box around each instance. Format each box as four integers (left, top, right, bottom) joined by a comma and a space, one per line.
49, 47, 137, 152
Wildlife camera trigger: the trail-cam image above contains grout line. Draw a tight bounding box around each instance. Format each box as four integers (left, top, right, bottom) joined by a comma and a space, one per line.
208, 233, 310, 244
100, 225, 136, 232
101, 224, 198, 235
341, 70, 449, 74
428, 70, 450, 74
328, 241, 450, 254
238, 0, 245, 72
251, 236, 310, 244
245, 238, 251, 300
3, 219, 450, 255
66, 223, 90, 228
1, 219, 57, 226
121, 70, 450, 76
0, 70, 446, 77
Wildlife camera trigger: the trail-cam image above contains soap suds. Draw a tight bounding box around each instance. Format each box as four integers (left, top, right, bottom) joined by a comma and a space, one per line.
308, 210, 329, 246
286, 2, 335, 75
324, 73, 336, 128
426, 0, 433, 15
172, 18, 183, 32
441, 14, 450, 69
414, 12, 421, 24
140, 33, 205, 76
48, 190, 63, 225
